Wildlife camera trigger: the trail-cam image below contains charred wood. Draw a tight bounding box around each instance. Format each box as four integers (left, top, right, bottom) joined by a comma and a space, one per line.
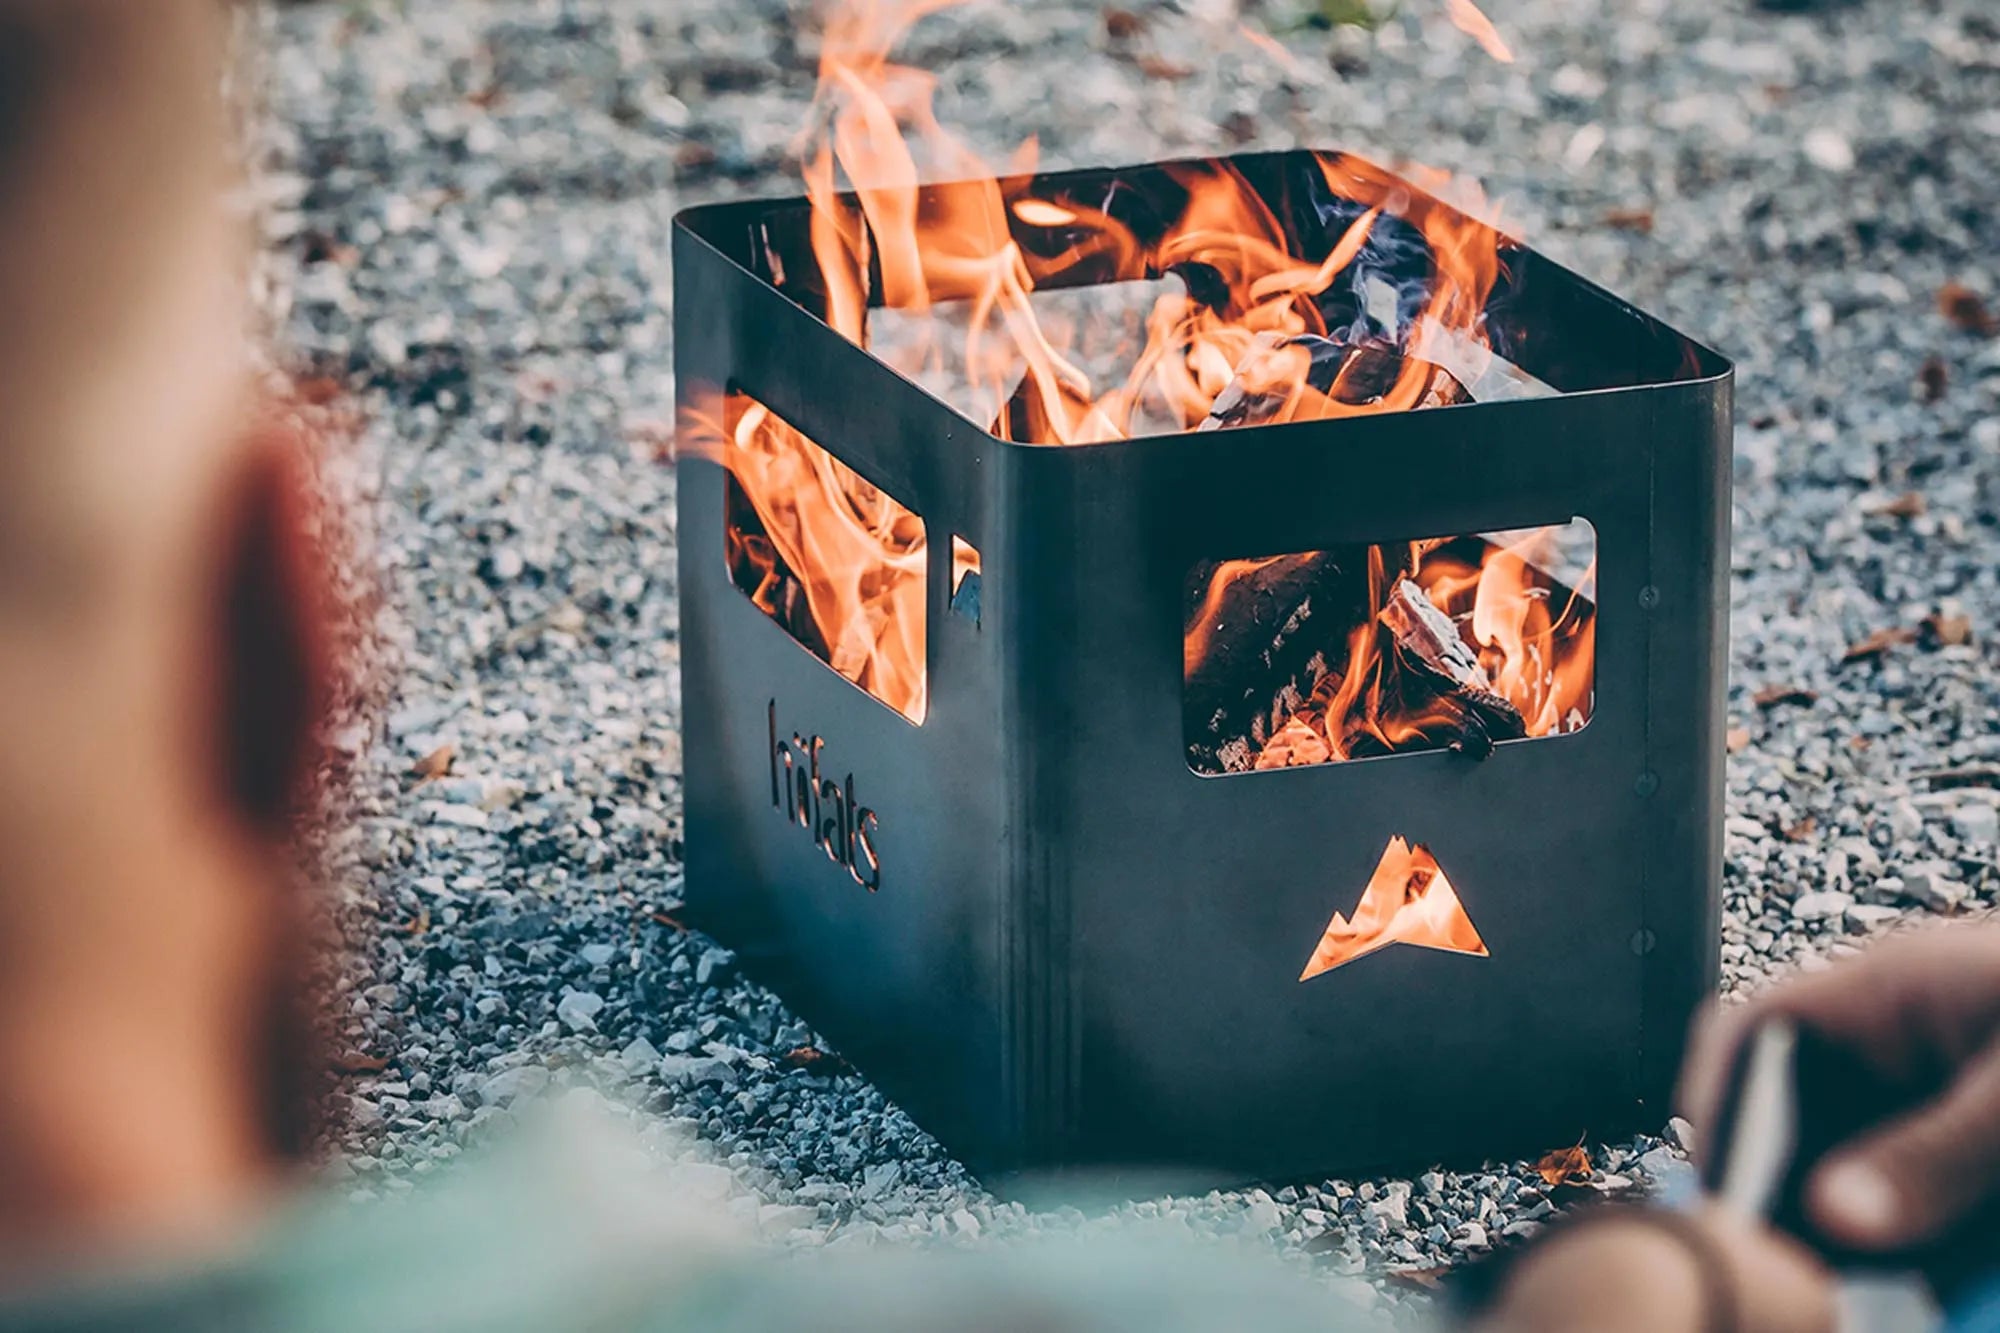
1377, 579, 1525, 752
1184, 551, 1363, 773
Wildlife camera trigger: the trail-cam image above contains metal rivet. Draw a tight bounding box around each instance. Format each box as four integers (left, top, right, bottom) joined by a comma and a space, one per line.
1631, 929, 1658, 956
1638, 585, 1661, 610
1634, 770, 1660, 797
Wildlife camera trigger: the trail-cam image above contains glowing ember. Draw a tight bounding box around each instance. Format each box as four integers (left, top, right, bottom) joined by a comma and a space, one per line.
1184, 524, 1596, 774
1300, 836, 1489, 980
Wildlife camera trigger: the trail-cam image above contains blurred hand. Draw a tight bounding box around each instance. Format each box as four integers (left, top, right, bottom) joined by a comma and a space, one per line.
1681, 925, 2000, 1270
1480, 1206, 1835, 1333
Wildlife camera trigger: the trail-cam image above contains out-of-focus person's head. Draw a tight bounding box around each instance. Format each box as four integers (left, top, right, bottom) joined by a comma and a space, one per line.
0, 0, 326, 1273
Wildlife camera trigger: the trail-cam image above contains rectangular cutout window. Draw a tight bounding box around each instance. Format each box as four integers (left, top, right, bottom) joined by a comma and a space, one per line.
1184, 520, 1596, 775
723, 391, 928, 723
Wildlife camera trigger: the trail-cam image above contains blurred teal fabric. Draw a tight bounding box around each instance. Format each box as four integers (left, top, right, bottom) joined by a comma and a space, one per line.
1947, 1276, 2000, 1333
0, 1115, 1373, 1333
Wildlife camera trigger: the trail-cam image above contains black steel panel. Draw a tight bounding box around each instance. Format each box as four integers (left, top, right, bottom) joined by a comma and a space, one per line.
673, 150, 1733, 1185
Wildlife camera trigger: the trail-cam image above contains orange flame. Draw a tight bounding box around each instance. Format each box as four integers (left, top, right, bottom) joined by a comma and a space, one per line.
1187, 525, 1595, 772
720, 394, 931, 723
720, 0, 1525, 722
1300, 836, 1489, 980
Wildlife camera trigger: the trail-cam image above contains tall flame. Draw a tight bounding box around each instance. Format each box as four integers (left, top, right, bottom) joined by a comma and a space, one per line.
722, 0, 1528, 723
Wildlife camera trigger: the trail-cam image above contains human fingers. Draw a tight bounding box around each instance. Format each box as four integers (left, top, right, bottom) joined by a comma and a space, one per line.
1808, 1036, 2000, 1251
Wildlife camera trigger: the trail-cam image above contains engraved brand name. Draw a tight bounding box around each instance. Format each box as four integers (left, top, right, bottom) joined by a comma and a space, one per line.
769, 700, 881, 892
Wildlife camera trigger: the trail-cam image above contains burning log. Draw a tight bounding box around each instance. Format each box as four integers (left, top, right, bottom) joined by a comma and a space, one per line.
1201, 334, 1470, 432
1184, 550, 1383, 774
1378, 579, 1526, 757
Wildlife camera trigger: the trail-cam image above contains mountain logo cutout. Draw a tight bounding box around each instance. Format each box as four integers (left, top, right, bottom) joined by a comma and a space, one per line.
1299, 836, 1490, 981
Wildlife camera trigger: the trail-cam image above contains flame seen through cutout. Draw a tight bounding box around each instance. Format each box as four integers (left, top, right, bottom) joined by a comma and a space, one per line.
719, 395, 931, 723
1183, 523, 1597, 775
1300, 837, 1488, 980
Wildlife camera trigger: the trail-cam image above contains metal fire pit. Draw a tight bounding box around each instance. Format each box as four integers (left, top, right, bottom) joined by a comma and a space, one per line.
673, 149, 1732, 1187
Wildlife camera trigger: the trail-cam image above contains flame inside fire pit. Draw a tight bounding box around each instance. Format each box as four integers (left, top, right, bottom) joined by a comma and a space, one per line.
722, 394, 931, 723
711, 0, 1583, 732
1186, 522, 1597, 774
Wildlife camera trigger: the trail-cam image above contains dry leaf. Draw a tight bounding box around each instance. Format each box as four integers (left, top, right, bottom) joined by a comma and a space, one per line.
1726, 726, 1752, 753
1868, 491, 1926, 519
1445, 0, 1514, 62
291, 375, 345, 407
646, 910, 691, 933
1841, 626, 1919, 664
1917, 355, 1949, 403
1753, 684, 1819, 709
781, 1045, 853, 1075
674, 141, 719, 171
1783, 816, 1817, 842
1135, 53, 1195, 80
1939, 282, 1998, 336
299, 230, 358, 268
1536, 1143, 1592, 1188
1102, 6, 1144, 39
1602, 206, 1655, 234
1923, 609, 1973, 647
1386, 1267, 1450, 1291
407, 742, 457, 785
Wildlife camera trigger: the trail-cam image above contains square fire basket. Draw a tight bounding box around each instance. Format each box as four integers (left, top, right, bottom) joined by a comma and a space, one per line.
673, 150, 1732, 1186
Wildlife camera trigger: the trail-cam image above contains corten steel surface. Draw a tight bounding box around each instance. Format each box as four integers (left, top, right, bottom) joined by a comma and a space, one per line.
673, 150, 1733, 1187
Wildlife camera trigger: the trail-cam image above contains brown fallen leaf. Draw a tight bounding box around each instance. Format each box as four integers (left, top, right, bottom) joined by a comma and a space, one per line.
1939, 282, 1999, 336
1536, 1143, 1592, 1188
1917, 355, 1949, 403
1602, 206, 1655, 234
1135, 53, 1195, 80
1783, 816, 1817, 842
646, 910, 691, 933
1923, 608, 1973, 647
1754, 684, 1819, 709
407, 742, 457, 786
1841, 626, 1920, 664
1385, 1267, 1450, 1291
781, 1044, 853, 1075
291, 375, 345, 408
1867, 491, 1926, 519
1726, 726, 1752, 753
299, 230, 359, 268
330, 1053, 390, 1075
674, 141, 719, 172
1102, 5, 1144, 39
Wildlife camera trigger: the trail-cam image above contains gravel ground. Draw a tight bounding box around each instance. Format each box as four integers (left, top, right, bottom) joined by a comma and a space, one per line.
259, 0, 2000, 1304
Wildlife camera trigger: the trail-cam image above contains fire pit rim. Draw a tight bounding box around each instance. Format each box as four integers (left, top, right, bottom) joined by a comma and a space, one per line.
672, 147, 1736, 451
